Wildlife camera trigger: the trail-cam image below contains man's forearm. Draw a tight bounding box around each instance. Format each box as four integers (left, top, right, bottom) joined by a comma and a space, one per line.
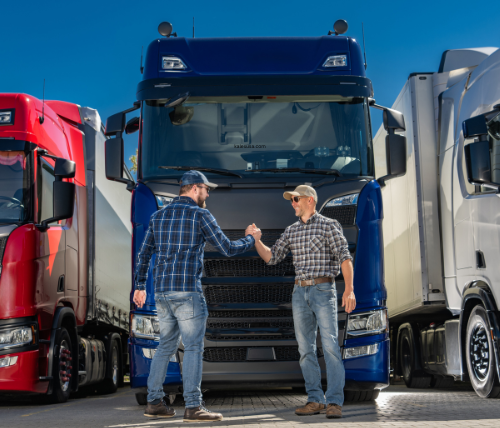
255, 239, 272, 263
341, 259, 354, 290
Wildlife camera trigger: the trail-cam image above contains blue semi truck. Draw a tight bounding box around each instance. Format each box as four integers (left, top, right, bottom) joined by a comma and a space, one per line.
103, 20, 407, 404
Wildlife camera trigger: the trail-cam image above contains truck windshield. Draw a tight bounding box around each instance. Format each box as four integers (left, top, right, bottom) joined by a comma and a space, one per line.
141, 97, 373, 180
0, 151, 28, 224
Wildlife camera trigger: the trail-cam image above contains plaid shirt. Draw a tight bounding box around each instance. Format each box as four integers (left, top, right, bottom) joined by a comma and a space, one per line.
268, 212, 352, 281
135, 196, 255, 293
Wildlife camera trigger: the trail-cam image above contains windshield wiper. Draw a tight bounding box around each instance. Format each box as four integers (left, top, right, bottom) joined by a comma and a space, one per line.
159, 166, 242, 178
245, 168, 341, 177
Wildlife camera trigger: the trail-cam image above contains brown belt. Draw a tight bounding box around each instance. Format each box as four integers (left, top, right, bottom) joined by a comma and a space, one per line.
295, 277, 332, 287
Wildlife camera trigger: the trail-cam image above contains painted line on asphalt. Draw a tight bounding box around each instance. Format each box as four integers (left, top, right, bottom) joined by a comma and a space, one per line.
21, 389, 133, 417
106, 414, 280, 427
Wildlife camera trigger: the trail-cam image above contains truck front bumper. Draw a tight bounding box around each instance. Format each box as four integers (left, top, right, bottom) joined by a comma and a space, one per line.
129, 337, 389, 392
0, 350, 48, 394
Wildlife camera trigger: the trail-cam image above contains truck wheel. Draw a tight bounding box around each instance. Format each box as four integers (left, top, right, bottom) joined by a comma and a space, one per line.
344, 390, 380, 402
98, 339, 121, 394
465, 306, 500, 398
399, 329, 431, 388
430, 375, 454, 388
50, 328, 73, 403
136, 393, 148, 405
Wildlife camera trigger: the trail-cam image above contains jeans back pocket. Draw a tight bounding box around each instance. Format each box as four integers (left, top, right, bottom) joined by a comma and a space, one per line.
169, 296, 194, 321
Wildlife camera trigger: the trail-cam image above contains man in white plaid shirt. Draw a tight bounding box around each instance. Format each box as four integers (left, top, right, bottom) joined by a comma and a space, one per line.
253, 185, 356, 419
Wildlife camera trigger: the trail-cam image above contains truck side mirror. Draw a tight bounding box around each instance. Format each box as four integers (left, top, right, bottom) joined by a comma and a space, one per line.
105, 136, 135, 191
105, 112, 126, 137
125, 117, 140, 134
36, 178, 76, 232
378, 134, 407, 187
54, 158, 76, 178
464, 140, 499, 191
383, 108, 406, 132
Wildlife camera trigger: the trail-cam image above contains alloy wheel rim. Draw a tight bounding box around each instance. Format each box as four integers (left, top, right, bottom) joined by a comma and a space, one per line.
470, 322, 489, 381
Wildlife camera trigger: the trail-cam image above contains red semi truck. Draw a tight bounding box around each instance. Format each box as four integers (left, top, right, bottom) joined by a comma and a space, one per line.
0, 93, 133, 402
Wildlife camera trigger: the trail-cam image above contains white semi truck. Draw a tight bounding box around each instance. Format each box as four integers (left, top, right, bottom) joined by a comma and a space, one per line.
374, 47, 500, 398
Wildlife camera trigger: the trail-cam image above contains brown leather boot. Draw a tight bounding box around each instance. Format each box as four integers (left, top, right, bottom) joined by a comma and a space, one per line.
295, 402, 326, 416
144, 397, 176, 418
326, 403, 342, 418
183, 403, 223, 422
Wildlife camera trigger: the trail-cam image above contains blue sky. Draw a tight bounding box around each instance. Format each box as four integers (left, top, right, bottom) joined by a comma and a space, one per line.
3, 1, 500, 171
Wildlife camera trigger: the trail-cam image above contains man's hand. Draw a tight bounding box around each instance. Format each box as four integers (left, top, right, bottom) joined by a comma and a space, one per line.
342, 288, 356, 313
251, 223, 262, 241
245, 224, 256, 236
133, 290, 146, 308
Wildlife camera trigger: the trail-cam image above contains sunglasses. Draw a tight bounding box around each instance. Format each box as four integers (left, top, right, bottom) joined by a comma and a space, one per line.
291, 196, 308, 203
197, 185, 210, 193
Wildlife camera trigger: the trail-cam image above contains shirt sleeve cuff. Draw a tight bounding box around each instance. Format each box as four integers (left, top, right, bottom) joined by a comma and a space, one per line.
339, 253, 353, 265
246, 234, 255, 245
135, 283, 146, 291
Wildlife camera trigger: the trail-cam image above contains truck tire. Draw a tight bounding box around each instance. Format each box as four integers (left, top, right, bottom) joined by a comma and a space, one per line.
49, 327, 73, 403
399, 329, 431, 388
344, 390, 380, 402
430, 375, 454, 388
136, 393, 148, 405
465, 306, 500, 398
98, 339, 121, 394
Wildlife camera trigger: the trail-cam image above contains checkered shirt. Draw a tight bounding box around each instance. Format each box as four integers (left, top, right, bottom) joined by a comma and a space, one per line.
267, 211, 352, 281
134, 196, 255, 293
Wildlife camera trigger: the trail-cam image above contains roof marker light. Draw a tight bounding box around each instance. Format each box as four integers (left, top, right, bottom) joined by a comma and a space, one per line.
323, 55, 347, 68
162, 56, 187, 70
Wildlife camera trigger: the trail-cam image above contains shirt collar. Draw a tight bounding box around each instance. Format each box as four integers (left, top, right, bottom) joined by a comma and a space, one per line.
174, 196, 198, 206
301, 211, 318, 225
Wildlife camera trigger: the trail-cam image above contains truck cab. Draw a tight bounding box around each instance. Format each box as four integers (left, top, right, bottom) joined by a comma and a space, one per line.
105, 22, 406, 404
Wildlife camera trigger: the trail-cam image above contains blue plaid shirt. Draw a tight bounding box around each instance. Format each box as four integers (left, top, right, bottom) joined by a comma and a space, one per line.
134, 196, 255, 293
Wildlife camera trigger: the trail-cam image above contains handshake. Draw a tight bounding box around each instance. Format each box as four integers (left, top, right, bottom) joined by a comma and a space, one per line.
245, 223, 262, 241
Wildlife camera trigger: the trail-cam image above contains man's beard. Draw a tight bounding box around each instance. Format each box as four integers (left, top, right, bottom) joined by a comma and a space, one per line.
197, 196, 206, 209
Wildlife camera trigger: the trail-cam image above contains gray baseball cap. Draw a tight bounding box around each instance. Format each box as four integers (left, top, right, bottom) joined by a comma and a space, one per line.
180, 170, 218, 189
283, 185, 318, 203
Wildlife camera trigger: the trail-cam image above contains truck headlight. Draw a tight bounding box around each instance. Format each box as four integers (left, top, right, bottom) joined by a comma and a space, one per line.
0, 325, 35, 350
0, 109, 14, 125
131, 314, 160, 340
162, 56, 187, 70
325, 193, 359, 207
155, 195, 174, 208
346, 309, 388, 338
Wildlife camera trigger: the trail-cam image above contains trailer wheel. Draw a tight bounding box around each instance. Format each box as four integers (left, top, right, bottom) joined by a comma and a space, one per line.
98, 339, 121, 394
49, 327, 73, 403
136, 393, 148, 405
465, 306, 500, 398
399, 329, 431, 388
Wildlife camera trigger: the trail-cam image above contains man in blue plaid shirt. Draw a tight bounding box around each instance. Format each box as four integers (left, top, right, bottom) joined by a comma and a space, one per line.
133, 170, 261, 422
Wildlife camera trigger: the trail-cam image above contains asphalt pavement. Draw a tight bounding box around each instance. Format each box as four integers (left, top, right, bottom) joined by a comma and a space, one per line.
1, 383, 500, 427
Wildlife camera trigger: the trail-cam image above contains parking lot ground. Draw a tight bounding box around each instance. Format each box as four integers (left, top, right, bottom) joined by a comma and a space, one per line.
1, 384, 500, 427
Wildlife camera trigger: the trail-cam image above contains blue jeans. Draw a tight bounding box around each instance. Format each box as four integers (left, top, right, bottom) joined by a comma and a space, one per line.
147, 291, 208, 408
292, 281, 344, 406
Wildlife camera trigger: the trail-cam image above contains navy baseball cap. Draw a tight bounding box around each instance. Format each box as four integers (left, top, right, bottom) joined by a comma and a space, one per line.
180, 170, 218, 189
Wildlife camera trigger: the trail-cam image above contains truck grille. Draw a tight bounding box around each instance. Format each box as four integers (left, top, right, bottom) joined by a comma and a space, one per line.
205, 229, 284, 252
207, 319, 294, 329
206, 334, 295, 340
204, 257, 295, 277
208, 310, 293, 318
321, 205, 356, 225
204, 284, 293, 304
203, 346, 322, 362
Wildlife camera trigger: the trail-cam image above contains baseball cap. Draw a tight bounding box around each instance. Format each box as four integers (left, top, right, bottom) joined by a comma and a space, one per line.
283, 185, 318, 203
180, 170, 218, 189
